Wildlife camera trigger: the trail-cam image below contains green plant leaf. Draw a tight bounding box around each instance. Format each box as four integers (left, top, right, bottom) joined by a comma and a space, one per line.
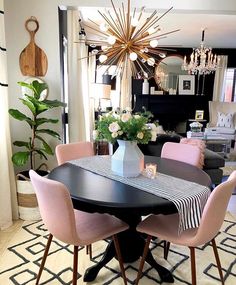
8, 109, 34, 125
36, 135, 53, 155
20, 98, 36, 115
25, 96, 49, 114
12, 152, 30, 166
34, 149, 48, 160
36, 129, 61, 140
35, 118, 59, 127
13, 141, 30, 149
18, 80, 48, 100
43, 99, 67, 108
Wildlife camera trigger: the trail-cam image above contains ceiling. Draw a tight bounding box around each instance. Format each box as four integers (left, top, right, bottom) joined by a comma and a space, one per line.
78, 1, 236, 49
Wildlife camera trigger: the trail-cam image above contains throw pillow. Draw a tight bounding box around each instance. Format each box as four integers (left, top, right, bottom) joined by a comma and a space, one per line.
180, 138, 206, 169
216, 112, 234, 128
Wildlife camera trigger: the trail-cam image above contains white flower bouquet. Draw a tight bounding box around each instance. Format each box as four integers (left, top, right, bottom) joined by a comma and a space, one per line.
93, 108, 158, 144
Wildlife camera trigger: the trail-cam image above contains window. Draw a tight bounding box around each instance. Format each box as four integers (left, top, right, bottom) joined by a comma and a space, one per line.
224, 68, 236, 102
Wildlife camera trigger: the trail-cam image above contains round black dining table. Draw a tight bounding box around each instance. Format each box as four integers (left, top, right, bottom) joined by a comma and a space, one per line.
48, 156, 211, 283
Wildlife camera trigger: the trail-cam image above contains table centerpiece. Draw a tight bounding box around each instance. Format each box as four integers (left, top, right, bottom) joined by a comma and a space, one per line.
93, 108, 158, 177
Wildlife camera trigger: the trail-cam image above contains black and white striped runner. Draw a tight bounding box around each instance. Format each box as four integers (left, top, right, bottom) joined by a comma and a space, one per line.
70, 156, 211, 233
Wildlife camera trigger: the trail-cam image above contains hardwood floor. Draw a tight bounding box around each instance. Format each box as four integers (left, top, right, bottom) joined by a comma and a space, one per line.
0, 219, 23, 256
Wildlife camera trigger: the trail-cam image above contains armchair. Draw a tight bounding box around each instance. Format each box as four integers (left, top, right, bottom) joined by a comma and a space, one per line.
205, 101, 236, 140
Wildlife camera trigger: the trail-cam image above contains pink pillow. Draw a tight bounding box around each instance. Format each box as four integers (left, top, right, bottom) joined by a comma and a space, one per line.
180, 138, 206, 169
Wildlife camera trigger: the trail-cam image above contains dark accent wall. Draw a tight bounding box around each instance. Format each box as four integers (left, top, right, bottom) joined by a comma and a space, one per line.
132, 47, 236, 133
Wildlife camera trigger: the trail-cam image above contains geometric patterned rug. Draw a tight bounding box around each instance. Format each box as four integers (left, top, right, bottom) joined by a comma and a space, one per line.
1, 213, 236, 285
221, 165, 236, 177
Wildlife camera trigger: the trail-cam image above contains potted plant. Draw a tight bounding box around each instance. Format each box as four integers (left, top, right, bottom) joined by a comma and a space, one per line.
9, 80, 66, 220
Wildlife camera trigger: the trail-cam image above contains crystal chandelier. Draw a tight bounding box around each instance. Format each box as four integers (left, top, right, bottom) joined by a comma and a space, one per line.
182, 28, 219, 75
82, 0, 180, 77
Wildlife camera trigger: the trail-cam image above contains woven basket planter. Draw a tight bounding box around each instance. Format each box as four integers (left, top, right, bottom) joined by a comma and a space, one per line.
16, 170, 48, 221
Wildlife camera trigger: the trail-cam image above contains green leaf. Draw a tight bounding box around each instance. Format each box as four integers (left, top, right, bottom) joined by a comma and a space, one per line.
18, 80, 48, 100
8, 109, 34, 125
36, 129, 61, 140
42, 99, 67, 108
13, 141, 30, 149
20, 98, 36, 115
34, 149, 48, 160
12, 152, 30, 166
35, 118, 58, 127
36, 135, 53, 155
9, 109, 28, 120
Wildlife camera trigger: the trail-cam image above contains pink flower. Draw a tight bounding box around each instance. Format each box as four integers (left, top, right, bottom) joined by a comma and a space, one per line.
108, 122, 120, 133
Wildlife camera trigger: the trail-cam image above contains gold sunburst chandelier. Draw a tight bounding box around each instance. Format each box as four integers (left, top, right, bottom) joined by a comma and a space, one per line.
82, 0, 180, 77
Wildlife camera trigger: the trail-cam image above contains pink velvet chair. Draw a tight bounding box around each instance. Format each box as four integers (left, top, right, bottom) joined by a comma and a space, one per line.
55, 141, 94, 165
161, 141, 202, 168
135, 171, 236, 285
29, 170, 128, 285
56, 141, 94, 258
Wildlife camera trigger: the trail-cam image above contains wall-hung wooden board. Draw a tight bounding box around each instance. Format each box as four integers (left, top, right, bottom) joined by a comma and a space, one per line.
19, 17, 48, 77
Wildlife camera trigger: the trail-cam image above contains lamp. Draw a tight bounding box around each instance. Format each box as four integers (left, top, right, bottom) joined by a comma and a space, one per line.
81, 0, 180, 78
92, 83, 111, 112
182, 28, 219, 95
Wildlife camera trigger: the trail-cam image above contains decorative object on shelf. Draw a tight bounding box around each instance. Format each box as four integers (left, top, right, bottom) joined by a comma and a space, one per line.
189, 121, 203, 132
93, 108, 158, 177
182, 28, 219, 95
81, 0, 180, 78
195, 110, 204, 120
178, 75, 195, 95
142, 79, 149, 94
19, 16, 48, 76
150, 87, 155, 95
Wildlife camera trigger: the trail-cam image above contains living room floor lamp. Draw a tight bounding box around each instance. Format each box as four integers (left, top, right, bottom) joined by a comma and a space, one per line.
92, 83, 111, 113
182, 28, 219, 95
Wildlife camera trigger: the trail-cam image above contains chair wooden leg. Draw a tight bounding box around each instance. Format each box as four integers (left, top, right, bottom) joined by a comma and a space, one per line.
112, 235, 127, 285
73, 246, 78, 285
87, 244, 92, 259
36, 234, 53, 285
211, 238, 224, 285
189, 247, 197, 285
163, 241, 170, 260
135, 235, 152, 285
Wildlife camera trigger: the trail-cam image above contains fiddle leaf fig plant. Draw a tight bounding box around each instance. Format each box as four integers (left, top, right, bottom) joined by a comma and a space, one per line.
9, 80, 66, 171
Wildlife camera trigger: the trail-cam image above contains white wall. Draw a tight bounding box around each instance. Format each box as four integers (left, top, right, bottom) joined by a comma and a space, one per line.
4, 0, 236, 171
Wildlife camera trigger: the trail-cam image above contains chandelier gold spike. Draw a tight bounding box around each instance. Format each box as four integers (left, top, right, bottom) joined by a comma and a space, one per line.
80, 0, 180, 78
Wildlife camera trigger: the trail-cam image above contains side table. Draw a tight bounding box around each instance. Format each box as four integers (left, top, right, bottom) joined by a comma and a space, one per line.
186, 132, 231, 158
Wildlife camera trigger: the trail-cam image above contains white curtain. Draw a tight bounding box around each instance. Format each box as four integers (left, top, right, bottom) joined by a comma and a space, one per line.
67, 10, 91, 142
212, 55, 228, 102
120, 57, 132, 109
0, 1, 18, 230
88, 52, 96, 141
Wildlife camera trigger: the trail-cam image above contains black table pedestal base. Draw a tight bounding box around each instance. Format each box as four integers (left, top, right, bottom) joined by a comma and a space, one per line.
83, 228, 174, 283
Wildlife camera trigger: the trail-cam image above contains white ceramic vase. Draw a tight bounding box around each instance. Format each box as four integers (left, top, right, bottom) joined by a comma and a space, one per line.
111, 140, 144, 177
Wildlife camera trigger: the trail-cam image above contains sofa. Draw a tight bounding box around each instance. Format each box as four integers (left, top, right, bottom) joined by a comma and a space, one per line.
138, 134, 225, 186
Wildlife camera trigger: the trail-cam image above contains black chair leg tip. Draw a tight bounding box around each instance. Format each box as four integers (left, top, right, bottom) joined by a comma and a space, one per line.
83, 265, 100, 282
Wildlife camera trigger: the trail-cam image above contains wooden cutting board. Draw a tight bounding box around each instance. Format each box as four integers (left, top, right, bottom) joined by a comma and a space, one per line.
19, 17, 48, 76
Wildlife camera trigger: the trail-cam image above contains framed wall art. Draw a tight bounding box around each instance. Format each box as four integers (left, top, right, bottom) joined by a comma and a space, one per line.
195, 110, 204, 120
178, 75, 195, 95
